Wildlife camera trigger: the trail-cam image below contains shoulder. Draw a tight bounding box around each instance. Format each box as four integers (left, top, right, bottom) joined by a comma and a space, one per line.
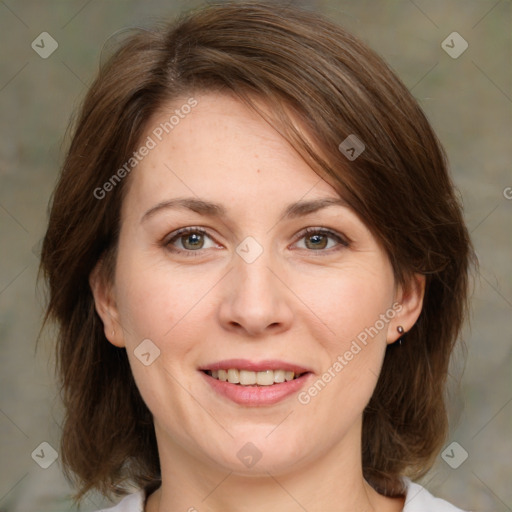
403, 478, 470, 512
93, 489, 145, 512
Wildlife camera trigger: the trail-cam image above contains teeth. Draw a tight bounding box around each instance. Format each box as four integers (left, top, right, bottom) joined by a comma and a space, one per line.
227, 368, 240, 384
207, 369, 304, 386
239, 370, 257, 385
285, 371, 294, 382
256, 370, 274, 386
274, 370, 285, 383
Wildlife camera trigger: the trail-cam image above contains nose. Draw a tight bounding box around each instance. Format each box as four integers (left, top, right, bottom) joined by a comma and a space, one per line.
218, 249, 294, 337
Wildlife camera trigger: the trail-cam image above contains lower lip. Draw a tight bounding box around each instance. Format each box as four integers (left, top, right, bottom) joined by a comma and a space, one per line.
200, 371, 312, 406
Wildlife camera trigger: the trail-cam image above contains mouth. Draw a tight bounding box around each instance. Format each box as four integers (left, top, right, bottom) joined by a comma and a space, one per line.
202, 368, 308, 386
198, 359, 313, 406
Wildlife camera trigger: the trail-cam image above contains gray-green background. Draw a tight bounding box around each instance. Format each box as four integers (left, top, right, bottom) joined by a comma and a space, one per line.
1, 1, 511, 511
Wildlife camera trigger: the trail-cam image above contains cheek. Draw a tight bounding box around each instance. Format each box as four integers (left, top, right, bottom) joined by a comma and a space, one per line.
112, 253, 205, 421
293, 262, 395, 405
295, 261, 395, 347
114, 249, 207, 342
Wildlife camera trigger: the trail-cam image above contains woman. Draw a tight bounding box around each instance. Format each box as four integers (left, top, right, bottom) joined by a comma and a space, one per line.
39, 2, 475, 511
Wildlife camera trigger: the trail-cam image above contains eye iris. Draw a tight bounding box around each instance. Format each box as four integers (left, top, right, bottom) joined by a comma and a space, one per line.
182, 232, 203, 250
173, 229, 337, 253
305, 233, 327, 250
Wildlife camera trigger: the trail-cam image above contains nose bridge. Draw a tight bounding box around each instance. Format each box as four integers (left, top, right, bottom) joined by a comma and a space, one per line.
219, 235, 292, 335
233, 235, 279, 307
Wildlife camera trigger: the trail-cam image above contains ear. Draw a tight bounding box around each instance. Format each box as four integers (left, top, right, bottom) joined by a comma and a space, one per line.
89, 259, 125, 348
387, 272, 426, 344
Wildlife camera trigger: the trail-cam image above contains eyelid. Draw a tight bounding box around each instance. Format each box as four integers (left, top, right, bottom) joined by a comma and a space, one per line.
294, 226, 350, 248
163, 225, 350, 256
162, 226, 216, 253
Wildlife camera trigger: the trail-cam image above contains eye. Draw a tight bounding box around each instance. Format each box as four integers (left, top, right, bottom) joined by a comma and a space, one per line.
293, 227, 349, 253
164, 227, 219, 256
163, 226, 349, 257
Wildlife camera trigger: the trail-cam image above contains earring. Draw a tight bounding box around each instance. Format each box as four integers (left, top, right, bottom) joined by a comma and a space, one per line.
397, 325, 404, 346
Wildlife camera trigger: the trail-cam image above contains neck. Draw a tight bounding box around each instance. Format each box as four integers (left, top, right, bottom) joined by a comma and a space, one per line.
145, 420, 405, 512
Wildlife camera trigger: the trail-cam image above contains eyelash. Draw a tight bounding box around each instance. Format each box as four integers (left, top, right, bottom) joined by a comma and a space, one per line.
163, 226, 350, 258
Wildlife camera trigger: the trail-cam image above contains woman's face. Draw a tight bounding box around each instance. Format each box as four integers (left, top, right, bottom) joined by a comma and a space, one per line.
92, 92, 423, 476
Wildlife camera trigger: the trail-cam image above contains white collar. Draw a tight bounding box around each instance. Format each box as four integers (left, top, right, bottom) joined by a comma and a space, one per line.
99, 477, 468, 512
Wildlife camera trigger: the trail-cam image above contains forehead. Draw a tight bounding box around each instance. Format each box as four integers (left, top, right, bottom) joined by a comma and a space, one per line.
121, 92, 344, 221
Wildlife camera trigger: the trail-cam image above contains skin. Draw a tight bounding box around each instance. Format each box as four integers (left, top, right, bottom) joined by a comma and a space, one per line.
91, 92, 425, 512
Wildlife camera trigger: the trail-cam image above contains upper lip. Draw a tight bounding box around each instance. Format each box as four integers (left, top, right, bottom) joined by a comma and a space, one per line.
199, 359, 313, 374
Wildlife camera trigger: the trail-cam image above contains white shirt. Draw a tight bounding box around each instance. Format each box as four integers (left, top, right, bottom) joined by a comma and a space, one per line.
95, 478, 469, 511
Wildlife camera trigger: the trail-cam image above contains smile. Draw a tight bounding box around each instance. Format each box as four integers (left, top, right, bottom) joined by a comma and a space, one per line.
203, 369, 306, 386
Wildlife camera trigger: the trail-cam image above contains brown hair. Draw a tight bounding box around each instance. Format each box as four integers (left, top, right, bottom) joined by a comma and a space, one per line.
39, 0, 475, 503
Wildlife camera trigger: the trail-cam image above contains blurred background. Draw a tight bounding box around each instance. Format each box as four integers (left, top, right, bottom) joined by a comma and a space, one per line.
0, 0, 510, 511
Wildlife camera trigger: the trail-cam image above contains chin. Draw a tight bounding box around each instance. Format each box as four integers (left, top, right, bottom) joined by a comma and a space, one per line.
204, 430, 311, 476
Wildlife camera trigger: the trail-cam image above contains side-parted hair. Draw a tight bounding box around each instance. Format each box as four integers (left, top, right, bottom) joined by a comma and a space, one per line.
39, 1, 475, 503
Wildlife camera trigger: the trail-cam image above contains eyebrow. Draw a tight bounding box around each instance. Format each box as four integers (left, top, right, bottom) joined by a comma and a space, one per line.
141, 196, 348, 223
